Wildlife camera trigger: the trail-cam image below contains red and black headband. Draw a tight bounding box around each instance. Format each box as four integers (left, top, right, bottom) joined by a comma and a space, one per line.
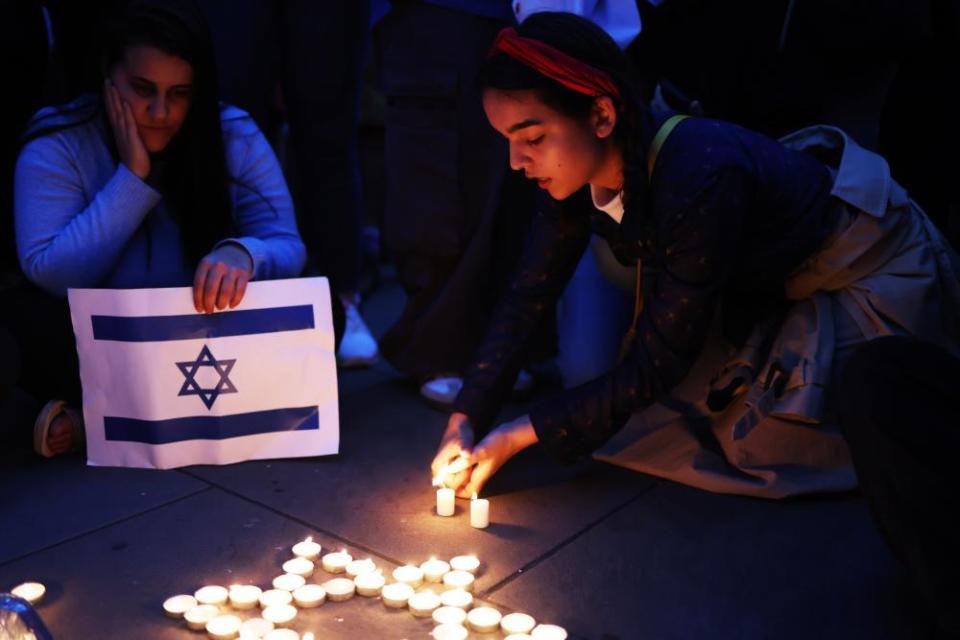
488, 27, 622, 109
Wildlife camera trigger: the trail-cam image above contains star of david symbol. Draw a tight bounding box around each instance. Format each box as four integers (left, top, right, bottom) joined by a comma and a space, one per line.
176, 345, 237, 409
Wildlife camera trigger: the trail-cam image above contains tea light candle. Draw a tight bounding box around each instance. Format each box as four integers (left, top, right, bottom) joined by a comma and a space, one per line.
261, 603, 297, 627
291, 536, 321, 560
323, 578, 355, 602
264, 629, 300, 640
432, 624, 469, 640
184, 604, 220, 630
381, 582, 414, 608
439, 588, 473, 610
436, 487, 455, 516
433, 606, 468, 626
354, 570, 385, 597
229, 585, 262, 610
206, 614, 242, 640
239, 617, 274, 639
321, 550, 353, 574
11, 582, 45, 605
259, 589, 293, 608
282, 557, 314, 578
195, 585, 229, 606
449, 555, 480, 574
442, 570, 474, 592
531, 624, 568, 639
467, 606, 502, 633
392, 565, 424, 588
272, 574, 306, 592
292, 584, 326, 608
162, 594, 196, 618
504, 635, 533, 640
470, 493, 489, 528
408, 590, 442, 617
420, 558, 451, 583
345, 558, 376, 579
501, 613, 536, 634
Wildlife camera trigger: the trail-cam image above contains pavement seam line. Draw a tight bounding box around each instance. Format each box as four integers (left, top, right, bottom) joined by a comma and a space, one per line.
179, 470, 408, 568
479, 480, 663, 599
0, 485, 213, 568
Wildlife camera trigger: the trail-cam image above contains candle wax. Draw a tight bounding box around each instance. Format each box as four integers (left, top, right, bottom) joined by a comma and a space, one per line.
194, 585, 229, 606
184, 604, 219, 630
272, 574, 306, 592
408, 590, 442, 617
239, 617, 275, 638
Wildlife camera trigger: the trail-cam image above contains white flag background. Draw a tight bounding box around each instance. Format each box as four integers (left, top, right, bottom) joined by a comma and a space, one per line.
68, 277, 339, 470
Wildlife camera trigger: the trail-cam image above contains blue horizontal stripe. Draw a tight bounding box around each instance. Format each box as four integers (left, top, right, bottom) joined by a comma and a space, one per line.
92, 305, 315, 342
104, 406, 319, 444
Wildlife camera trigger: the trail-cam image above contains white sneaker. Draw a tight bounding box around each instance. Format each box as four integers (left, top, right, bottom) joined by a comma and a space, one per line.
337, 302, 379, 368
419, 369, 534, 409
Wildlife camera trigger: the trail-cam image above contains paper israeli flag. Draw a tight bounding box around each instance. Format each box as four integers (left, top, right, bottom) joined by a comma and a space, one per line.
68, 277, 339, 469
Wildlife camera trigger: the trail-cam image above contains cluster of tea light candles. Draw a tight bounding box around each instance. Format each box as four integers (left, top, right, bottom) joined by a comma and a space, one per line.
433, 457, 489, 528
159, 536, 567, 639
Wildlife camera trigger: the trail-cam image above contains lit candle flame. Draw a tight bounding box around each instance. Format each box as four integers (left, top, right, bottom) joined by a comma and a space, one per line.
304, 536, 313, 543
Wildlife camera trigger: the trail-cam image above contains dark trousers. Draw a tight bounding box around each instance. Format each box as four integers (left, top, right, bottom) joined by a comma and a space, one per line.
836, 336, 960, 638
198, 0, 369, 295
373, 2, 539, 381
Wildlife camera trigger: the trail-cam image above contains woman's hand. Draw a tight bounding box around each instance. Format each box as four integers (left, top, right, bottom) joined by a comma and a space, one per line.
104, 79, 150, 179
193, 244, 254, 313
431, 412, 474, 490
457, 414, 539, 498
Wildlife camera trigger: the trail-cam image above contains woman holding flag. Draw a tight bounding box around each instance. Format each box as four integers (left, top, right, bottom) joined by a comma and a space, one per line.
13, 0, 309, 456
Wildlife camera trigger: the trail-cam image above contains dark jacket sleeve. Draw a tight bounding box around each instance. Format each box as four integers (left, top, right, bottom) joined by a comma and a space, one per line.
452, 190, 592, 436
531, 166, 752, 463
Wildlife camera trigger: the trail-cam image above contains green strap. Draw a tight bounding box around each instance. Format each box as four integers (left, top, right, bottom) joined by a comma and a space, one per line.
618, 114, 691, 363
646, 114, 690, 178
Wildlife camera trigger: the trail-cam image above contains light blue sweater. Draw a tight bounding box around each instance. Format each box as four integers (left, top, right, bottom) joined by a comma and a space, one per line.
14, 100, 306, 297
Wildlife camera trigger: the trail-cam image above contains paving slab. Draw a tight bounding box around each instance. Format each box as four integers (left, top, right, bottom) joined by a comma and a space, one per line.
0, 488, 523, 640
186, 378, 657, 594
487, 481, 926, 640
0, 456, 207, 564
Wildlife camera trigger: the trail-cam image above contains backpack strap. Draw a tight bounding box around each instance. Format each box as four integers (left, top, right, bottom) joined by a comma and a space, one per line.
619, 114, 691, 362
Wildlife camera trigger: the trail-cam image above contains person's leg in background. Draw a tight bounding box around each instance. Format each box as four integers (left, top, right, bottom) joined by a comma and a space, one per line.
374, 2, 539, 405
279, 0, 377, 367
836, 336, 960, 639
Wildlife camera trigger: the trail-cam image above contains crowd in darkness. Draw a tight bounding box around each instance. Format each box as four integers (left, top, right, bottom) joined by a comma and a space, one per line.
1, 1, 959, 637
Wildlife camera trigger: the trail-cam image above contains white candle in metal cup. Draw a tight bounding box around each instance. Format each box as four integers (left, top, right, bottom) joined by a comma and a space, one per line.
354, 570, 386, 597
194, 585, 229, 606
261, 603, 297, 627
272, 574, 306, 592
467, 606, 502, 633
11, 582, 46, 606
184, 604, 220, 630
345, 558, 377, 579
292, 584, 326, 608
282, 557, 314, 578
162, 594, 196, 618
432, 606, 468, 626
321, 550, 353, 574
439, 588, 473, 610
228, 584, 262, 610
531, 624, 569, 639
501, 612, 537, 635
442, 570, 474, 592
380, 582, 414, 608
206, 614, 242, 640
408, 590, 442, 617
419, 557, 451, 583
291, 536, 321, 560
431, 624, 469, 640
449, 555, 480, 574
258, 589, 293, 608
323, 578, 355, 602
392, 564, 424, 588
